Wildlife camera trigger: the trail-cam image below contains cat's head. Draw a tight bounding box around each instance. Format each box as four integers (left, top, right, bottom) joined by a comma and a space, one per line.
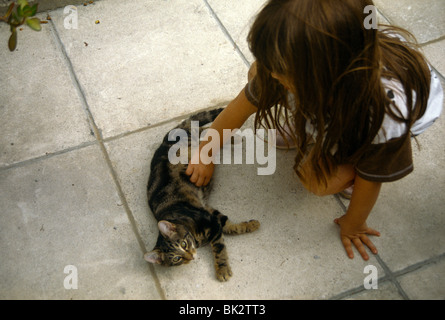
144, 220, 197, 267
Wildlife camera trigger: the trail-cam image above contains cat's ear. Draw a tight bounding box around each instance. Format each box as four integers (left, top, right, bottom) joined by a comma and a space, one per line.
158, 220, 177, 239
144, 250, 162, 264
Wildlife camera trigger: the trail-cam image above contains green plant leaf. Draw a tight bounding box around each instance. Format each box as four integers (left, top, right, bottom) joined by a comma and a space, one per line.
22, 4, 37, 17
16, 4, 24, 18
5, 3, 14, 19
8, 28, 17, 51
26, 17, 41, 31
10, 11, 19, 25
22, 5, 31, 17
17, 0, 28, 10
29, 4, 38, 17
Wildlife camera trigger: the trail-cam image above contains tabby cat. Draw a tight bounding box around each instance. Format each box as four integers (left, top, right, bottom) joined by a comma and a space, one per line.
144, 108, 260, 281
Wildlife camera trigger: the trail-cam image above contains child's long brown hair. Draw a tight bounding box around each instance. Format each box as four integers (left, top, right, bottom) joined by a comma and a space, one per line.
248, 0, 431, 186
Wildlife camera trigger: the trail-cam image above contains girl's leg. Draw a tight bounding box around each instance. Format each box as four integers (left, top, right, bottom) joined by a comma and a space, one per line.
298, 153, 355, 197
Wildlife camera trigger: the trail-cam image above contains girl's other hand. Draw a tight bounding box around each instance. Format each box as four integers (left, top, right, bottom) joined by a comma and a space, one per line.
334, 215, 380, 261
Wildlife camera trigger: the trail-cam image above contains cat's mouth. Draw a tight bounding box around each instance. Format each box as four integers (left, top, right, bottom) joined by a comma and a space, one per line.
189, 248, 197, 260
182, 251, 196, 264
187, 247, 197, 261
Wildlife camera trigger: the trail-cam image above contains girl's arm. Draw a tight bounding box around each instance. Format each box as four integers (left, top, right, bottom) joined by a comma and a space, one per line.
186, 87, 258, 186
334, 175, 382, 260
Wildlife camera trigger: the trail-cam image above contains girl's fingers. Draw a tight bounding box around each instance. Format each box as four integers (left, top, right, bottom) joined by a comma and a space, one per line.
366, 228, 381, 237
189, 171, 199, 183
185, 164, 193, 176
352, 237, 369, 261
195, 175, 205, 187
341, 237, 354, 259
342, 235, 378, 261
360, 234, 378, 255
336, 219, 380, 260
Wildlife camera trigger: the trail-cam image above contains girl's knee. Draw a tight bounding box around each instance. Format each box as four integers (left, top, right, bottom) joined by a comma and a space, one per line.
301, 178, 331, 197
298, 163, 332, 196
299, 164, 356, 197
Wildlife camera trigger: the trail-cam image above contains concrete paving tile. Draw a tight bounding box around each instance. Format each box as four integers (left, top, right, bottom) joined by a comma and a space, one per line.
422, 39, 445, 79
0, 145, 160, 299
105, 122, 175, 251
0, 16, 94, 167
207, 0, 267, 65
0, 1, 87, 15
1, 0, 441, 302
368, 105, 445, 272
48, 0, 248, 139
344, 281, 404, 300
373, 0, 445, 44
398, 259, 445, 300
106, 117, 385, 299
336, 79, 445, 275
207, 0, 390, 67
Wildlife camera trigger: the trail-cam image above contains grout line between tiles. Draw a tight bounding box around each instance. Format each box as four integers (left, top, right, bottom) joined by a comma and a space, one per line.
202, 0, 251, 68
332, 194, 411, 300
328, 275, 392, 300
374, 254, 410, 299
392, 252, 445, 278
421, 35, 445, 47
328, 252, 445, 299
332, 196, 445, 299
333, 194, 348, 212
47, 13, 166, 300
103, 101, 231, 144
0, 102, 231, 173
0, 140, 98, 172
375, 7, 393, 25
4, 3, 440, 300
376, 6, 445, 82
332, 191, 445, 300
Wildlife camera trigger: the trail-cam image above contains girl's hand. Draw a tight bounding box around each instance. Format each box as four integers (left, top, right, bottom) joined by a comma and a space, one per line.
186, 148, 215, 187
185, 162, 214, 187
186, 143, 215, 187
334, 215, 380, 261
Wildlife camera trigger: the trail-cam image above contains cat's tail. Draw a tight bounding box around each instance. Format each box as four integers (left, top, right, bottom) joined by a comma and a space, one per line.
222, 219, 261, 235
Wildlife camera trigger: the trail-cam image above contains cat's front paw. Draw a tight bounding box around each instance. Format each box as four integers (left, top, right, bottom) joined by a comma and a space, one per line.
216, 265, 232, 282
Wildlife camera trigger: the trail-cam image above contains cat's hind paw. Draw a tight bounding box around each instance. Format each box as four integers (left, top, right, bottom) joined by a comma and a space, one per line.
223, 219, 261, 235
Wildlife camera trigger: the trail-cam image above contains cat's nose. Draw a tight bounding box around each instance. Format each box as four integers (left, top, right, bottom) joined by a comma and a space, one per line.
185, 253, 194, 261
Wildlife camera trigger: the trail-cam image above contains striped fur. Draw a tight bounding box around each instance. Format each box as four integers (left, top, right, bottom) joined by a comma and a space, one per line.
144, 108, 260, 281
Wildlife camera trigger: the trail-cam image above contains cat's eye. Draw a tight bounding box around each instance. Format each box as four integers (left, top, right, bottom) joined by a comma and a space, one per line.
180, 241, 187, 249
172, 256, 182, 263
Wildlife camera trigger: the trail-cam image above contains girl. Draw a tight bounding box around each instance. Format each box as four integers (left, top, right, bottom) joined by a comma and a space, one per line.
186, 0, 443, 261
